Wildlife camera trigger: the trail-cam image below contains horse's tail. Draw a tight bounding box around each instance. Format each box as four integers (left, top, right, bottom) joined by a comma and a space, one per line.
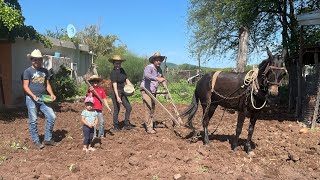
180, 90, 199, 129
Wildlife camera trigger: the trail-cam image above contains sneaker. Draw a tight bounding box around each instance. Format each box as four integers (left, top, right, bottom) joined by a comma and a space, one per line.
88, 147, 96, 151
33, 142, 44, 150
44, 140, 58, 146
82, 147, 88, 152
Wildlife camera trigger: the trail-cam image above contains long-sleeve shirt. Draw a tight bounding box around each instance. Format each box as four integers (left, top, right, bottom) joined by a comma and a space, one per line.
140, 64, 167, 93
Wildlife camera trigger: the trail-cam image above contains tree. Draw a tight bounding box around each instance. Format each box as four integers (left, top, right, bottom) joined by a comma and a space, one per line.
188, 0, 320, 111
188, 0, 262, 72
0, 0, 51, 47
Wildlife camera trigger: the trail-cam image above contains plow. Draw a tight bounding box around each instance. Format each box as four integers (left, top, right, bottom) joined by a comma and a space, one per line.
141, 86, 183, 127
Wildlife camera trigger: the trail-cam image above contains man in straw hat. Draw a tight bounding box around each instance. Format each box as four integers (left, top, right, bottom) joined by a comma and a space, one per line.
87, 74, 112, 139
140, 52, 167, 134
22, 49, 57, 149
109, 55, 135, 131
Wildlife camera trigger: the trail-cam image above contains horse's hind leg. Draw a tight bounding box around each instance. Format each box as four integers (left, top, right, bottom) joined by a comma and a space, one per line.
202, 104, 217, 145
232, 111, 245, 151
244, 113, 258, 153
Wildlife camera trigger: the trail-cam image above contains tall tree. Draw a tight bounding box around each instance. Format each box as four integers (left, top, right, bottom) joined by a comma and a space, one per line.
188, 0, 263, 72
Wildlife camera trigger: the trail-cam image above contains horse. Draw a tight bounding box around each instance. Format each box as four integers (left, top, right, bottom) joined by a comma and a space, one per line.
180, 47, 287, 154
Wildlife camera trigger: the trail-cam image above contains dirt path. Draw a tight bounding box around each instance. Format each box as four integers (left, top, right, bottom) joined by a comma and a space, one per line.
0, 102, 319, 179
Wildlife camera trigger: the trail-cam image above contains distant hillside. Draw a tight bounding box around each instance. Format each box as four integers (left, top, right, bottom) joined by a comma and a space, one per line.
165, 62, 257, 72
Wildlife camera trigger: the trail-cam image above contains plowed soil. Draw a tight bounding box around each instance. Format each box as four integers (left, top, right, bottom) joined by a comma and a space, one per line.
0, 101, 319, 180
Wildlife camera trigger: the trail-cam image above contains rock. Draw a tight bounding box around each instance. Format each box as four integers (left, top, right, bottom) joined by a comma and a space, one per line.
69, 164, 80, 173
173, 174, 185, 180
41, 174, 53, 180
288, 151, 300, 162
299, 128, 309, 134
128, 156, 139, 166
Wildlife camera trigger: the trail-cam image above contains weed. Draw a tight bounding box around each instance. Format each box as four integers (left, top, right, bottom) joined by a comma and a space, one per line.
151, 175, 159, 180
199, 165, 208, 172
10, 140, 28, 150
195, 155, 202, 163
310, 127, 320, 133
0, 156, 8, 165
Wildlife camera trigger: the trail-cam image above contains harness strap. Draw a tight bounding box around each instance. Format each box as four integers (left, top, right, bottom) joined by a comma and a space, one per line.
211, 71, 221, 92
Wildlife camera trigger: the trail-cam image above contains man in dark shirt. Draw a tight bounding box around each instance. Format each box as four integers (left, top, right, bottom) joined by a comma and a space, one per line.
23, 49, 57, 149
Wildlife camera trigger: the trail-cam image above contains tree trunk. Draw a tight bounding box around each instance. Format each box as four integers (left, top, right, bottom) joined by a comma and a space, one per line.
235, 26, 249, 73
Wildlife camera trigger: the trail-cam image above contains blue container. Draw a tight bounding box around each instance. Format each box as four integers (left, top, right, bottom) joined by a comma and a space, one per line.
54, 52, 61, 57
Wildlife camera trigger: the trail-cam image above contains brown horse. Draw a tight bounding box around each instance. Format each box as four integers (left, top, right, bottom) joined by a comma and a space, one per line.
180, 48, 287, 153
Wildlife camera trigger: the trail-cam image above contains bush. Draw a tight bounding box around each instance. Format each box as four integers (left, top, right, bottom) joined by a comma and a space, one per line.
51, 66, 79, 100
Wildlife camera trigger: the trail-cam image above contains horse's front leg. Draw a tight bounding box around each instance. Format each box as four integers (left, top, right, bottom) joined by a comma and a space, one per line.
202, 104, 217, 145
244, 113, 258, 154
232, 111, 245, 151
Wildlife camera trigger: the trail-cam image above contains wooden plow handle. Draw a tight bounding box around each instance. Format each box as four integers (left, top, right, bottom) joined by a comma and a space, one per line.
141, 86, 181, 127
163, 86, 183, 124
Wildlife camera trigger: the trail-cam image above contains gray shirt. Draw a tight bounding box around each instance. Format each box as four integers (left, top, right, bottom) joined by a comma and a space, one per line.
23, 67, 49, 97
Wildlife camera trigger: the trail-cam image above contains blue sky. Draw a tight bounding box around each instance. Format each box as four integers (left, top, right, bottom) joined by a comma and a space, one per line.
19, 0, 264, 68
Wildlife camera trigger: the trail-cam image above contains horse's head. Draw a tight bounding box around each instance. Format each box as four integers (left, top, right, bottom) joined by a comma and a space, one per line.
258, 47, 288, 96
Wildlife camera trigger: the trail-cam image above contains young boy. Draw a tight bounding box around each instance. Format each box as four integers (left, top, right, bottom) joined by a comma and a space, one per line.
87, 75, 112, 138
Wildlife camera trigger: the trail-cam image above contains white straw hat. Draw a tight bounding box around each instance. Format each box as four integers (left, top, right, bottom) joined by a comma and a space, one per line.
27, 49, 43, 59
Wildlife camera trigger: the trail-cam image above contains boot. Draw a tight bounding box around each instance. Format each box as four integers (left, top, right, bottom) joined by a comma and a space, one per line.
112, 124, 120, 131
146, 127, 156, 134
123, 120, 135, 130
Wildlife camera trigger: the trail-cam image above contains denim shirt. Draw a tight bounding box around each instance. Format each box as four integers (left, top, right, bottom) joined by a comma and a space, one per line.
140, 64, 166, 93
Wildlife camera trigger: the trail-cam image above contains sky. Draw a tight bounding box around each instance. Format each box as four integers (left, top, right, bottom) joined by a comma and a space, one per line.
19, 0, 265, 68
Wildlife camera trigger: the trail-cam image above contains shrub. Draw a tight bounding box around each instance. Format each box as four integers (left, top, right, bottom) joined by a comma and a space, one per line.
51, 65, 79, 100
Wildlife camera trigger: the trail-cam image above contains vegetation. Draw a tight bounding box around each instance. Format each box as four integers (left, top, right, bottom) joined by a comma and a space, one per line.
0, 0, 51, 47
50, 66, 79, 100
128, 80, 195, 104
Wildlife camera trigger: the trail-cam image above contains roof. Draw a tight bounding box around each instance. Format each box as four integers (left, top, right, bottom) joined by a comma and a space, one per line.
47, 37, 89, 52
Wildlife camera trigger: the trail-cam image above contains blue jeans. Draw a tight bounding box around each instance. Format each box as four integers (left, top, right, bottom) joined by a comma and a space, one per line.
26, 96, 56, 143
93, 110, 104, 137
83, 125, 94, 145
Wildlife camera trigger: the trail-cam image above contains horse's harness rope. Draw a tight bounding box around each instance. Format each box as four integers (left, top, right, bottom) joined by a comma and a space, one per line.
211, 68, 267, 110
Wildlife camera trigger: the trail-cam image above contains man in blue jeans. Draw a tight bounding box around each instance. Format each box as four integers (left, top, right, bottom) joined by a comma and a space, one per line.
23, 49, 57, 149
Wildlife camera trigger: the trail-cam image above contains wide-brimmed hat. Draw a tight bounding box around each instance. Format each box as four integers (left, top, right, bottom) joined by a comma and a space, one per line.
108, 55, 126, 63
88, 75, 102, 82
27, 49, 43, 59
149, 52, 166, 63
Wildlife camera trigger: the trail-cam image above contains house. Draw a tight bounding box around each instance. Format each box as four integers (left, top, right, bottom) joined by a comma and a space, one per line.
0, 37, 92, 107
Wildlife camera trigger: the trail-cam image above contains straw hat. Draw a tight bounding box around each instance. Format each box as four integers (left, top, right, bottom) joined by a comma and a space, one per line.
108, 55, 126, 63
124, 84, 135, 96
149, 52, 166, 63
27, 49, 43, 59
88, 75, 102, 82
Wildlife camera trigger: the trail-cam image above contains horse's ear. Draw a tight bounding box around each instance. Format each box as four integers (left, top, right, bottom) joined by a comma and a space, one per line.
266, 47, 273, 60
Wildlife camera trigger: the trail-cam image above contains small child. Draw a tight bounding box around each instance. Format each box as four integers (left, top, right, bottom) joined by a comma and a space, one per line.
81, 96, 98, 152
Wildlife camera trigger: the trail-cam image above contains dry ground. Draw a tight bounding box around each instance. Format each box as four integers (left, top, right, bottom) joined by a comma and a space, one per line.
0, 102, 319, 179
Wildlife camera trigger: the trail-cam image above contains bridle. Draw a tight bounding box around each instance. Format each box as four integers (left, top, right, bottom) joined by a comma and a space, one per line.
261, 63, 287, 87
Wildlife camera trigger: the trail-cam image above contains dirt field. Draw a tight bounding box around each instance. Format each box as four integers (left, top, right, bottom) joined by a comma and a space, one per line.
0, 101, 319, 180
